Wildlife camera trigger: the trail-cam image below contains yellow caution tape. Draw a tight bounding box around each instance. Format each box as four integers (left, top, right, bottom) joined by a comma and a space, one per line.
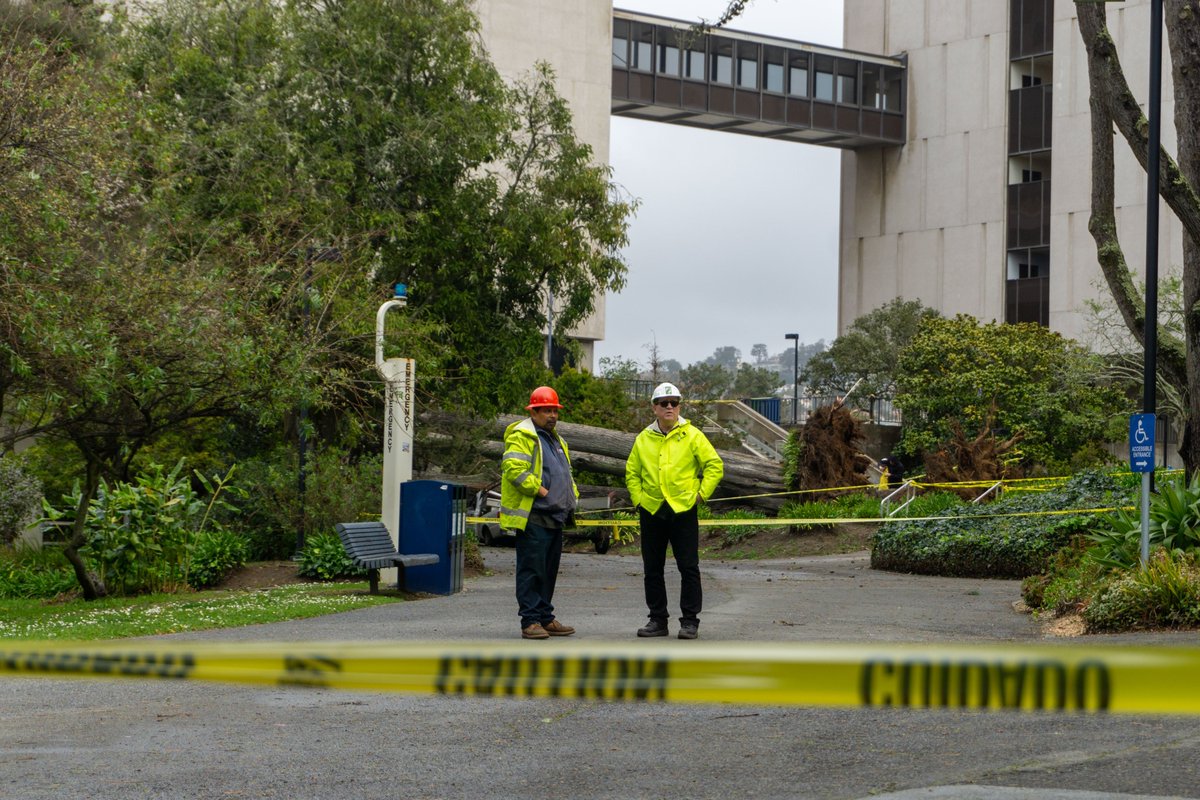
4, 639, 1200, 714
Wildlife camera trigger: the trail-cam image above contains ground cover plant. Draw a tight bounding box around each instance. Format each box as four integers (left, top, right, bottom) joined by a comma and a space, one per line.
1023, 470, 1200, 632
871, 471, 1126, 578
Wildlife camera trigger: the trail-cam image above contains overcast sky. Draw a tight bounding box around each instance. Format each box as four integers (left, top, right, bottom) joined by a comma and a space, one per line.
595, 0, 845, 371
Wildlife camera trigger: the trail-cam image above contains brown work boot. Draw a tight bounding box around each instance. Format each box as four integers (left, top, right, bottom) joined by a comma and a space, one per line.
522, 623, 550, 640
542, 619, 575, 636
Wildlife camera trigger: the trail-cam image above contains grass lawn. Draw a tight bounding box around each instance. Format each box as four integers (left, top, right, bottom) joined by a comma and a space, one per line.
0, 583, 402, 641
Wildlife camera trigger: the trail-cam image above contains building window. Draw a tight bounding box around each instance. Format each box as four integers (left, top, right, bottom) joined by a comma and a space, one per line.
880, 67, 902, 111
612, 21, 629, 68
764, 46, 785, 93
631, 23, 653, 72
1006, 247, 1050, 280
814, 55, 835, 101
737, 42, 758, 89
685, 48, 705, 80
658, 42, 680, 75
711, 38, 734, 84
1011, 0, 1053, 58
788, 52, 809, 97
837, 72, 857, 104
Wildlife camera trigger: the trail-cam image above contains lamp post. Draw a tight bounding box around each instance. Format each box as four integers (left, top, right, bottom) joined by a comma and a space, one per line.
1140, 0, 1162, 562
785, 333, 799, 425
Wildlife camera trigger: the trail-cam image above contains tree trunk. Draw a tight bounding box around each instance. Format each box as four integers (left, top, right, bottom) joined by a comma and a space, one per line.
61, 458, 106, 600
1168, 0, 1200, 473
1076, 1, 1200, 471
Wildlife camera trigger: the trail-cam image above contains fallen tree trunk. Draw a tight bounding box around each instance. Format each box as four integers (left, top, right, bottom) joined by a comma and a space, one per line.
477, 415, 787, 512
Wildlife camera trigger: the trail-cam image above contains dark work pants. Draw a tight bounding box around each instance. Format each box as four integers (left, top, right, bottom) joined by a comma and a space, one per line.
515, 521, 563, 630
639, 504, 701, 626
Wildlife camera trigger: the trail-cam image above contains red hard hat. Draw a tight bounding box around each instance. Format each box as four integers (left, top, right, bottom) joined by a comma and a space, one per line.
525, 386, 563, 410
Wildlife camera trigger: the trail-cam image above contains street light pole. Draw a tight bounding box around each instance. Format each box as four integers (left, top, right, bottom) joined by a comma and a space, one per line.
785, 333, 799, 425
1140, 0, 1163, 562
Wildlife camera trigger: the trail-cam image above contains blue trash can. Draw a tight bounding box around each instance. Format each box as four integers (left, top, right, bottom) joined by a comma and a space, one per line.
398, 480, 466, 595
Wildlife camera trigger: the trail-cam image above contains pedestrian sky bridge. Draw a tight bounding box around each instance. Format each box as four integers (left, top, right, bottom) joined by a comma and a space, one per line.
612, 9, 906, 148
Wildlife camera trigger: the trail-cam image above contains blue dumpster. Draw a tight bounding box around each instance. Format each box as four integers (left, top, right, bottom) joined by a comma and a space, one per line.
398, 480, 466, 595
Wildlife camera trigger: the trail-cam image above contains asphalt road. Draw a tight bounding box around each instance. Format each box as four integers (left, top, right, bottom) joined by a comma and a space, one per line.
3, 547, 1200, 800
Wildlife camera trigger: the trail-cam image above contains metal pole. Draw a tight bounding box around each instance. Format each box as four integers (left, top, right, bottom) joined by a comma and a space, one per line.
792, 341, 799, 425
785, 333, 799, 425
1141, 0, 1162, 563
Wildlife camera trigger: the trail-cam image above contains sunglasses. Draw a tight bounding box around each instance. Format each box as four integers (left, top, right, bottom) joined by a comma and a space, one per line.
655, 399, 680, 408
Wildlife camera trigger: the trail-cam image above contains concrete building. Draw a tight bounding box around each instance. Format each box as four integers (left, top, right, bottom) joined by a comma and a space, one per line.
473, 0, 614, 369
475, 1, 1176, 357
840, 0, 1180, 342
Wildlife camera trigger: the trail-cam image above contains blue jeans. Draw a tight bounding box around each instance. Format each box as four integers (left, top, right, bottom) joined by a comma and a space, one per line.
639, 504, 701, 625
515, 522, 563, 629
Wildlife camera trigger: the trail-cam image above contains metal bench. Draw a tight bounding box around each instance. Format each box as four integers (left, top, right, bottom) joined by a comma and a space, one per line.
334, 522, 440, 594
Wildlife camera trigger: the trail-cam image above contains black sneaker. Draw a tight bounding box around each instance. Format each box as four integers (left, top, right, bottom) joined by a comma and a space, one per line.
678, 622, 698, 640
637, 618, 669, 637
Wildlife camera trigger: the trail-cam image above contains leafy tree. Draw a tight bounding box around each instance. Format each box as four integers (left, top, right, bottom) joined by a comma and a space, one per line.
750, 343, 768, 363
553, 368, 641, 432
121, 0, 633, 418
679, 361, 732, 400
896, 315, 1129, 472
802, 299, 939, 418
1075, 3, 1200, 472
658, 358, 683, 378
0, 7, 311, 598
597, 356, 640, 381
705, 345, 741, 371
732, 363, 780, 399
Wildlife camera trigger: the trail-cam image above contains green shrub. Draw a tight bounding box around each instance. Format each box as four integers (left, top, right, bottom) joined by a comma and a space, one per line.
187, 528, 250, 589
0, 542, 77, 599
0, 457, 42, 545
1083, 550, 1200, 632
1085, 472, 1200, 569
297, 530, 366, 581
870, 471, 1124, 578
235, 447, 383, 560
41, 461, 241, 596
1020, 535, 1104, 613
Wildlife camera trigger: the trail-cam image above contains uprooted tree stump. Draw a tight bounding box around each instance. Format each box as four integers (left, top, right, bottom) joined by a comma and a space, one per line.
794, 404, 873, 499
922, 419, 1025, 499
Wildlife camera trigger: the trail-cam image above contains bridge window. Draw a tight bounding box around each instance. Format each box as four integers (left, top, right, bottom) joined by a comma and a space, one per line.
836, 61, 858, 104
788, 52, 809, 97
631, 23, 653, 72
612, 20, 628, 68
880, 67, 902, 111
763, 46, 785, 93
658, 42, 680, 75
710, 38, 733, 84
862, 64, 881, 108
814, 55, 835, 101
737, 42, 758, 89
685, 48, 705, 80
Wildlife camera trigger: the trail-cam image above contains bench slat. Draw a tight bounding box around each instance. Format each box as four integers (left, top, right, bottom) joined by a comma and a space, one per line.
334, 522, 440, 594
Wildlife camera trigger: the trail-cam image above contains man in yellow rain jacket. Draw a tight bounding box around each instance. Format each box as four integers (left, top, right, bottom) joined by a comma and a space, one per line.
501, 386, 579, 640
625, 382, 723, 640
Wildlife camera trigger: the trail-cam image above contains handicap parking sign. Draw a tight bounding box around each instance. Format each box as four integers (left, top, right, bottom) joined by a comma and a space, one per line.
1129, 413, 1156, 473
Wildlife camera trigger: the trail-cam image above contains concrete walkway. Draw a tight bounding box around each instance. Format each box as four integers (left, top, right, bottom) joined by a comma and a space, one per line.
2, 548, 1199, 800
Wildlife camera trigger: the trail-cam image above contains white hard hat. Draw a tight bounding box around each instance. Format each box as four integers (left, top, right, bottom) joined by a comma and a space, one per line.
651, 382, 682, 402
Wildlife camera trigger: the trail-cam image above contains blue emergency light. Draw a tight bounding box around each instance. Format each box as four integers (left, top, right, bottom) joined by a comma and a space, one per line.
394, 283, 407, 298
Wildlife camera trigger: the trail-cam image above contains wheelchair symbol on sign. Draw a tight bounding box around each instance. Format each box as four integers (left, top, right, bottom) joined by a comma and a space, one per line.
1134, 420, 1150, 445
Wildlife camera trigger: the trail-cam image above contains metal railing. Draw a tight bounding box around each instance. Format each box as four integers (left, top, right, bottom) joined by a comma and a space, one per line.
880, 480, 918, 517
